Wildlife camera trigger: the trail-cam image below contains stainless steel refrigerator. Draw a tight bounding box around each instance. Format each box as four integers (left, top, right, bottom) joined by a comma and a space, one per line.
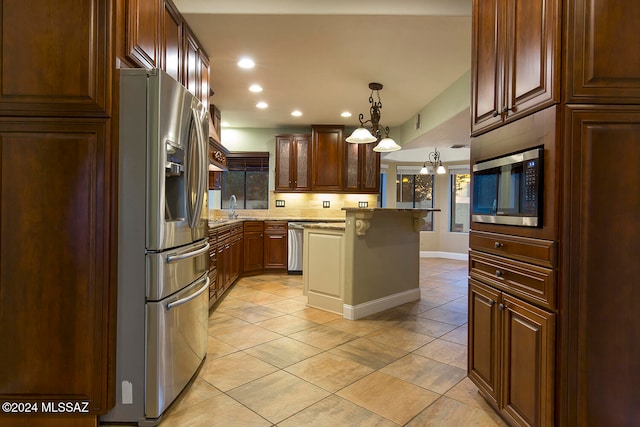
101, 69, 209, 426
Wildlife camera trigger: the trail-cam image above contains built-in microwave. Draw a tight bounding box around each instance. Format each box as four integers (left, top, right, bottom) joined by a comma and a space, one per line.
472, 146, 543, 227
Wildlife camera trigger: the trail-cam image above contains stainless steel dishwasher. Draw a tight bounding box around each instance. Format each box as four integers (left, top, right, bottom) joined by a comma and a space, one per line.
287, 222, 305, 274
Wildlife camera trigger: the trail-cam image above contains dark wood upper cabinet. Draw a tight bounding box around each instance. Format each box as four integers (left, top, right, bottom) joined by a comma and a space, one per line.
471, 0, 503, 134
199, 53, 210, 109
183, 26, 200, 97
162, 0, 183, 82
275, 134, 311, 192
0, 0, 112, 117
566, 0, 640, 103
125, 0, 160, 69
276, 129, 379, 194
182, 26, 210, 108
471, 0, 561, 136
311, 125, 344, 192
263, 221, 288, 272
344, 141, 380, 193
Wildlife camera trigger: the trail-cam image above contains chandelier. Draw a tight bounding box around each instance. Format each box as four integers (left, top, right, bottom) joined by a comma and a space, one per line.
420, 147, 446, 174
345, 83, 401, 152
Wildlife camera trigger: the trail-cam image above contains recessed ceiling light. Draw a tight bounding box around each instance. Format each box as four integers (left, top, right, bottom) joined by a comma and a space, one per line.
237, 57, 255, 69
291, 110, 302, 117
341, 111, 352, 118
256, 101, 268, 109
221, 122, 230, 127
249, 84, 263, 93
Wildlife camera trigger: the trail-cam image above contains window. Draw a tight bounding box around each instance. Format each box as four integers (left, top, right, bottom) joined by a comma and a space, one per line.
221, 153, 269, 209
396, 169, 434, 231
450, 169, 470, 232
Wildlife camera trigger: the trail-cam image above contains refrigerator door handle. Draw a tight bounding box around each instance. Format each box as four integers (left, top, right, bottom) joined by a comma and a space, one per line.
187, 107, 206, 229
166, 242, 210, 263
193, 108, 207, 227
167, 276, 210, 311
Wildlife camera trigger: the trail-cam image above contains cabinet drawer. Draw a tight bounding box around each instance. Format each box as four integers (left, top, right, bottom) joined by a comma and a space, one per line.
244, 221, 264, 233
207, 227, 217, 240
230, 223, 244, 235
469, 230, 557, 268
469, 250, 556, 310
264, 221, 287, 232
216, 225, 231, 240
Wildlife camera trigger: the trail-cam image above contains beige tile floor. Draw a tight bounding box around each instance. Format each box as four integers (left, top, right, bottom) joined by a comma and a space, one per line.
110, 258, 508, 426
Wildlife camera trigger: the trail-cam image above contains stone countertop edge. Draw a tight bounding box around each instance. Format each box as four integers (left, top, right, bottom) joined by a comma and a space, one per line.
341, 208, 441, 212
208, 217, 346, 229
302, 222, 346, 230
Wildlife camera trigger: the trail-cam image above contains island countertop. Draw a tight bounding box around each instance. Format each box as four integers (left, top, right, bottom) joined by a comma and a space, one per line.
302, 222, 346, 231
304, 207, 434, 319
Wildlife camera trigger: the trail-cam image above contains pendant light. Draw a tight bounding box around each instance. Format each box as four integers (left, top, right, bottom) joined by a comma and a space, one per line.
346, 83, 401, 152
420, 147, 447, 174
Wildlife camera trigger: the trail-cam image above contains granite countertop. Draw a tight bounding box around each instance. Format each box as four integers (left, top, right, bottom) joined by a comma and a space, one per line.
208, 217, 346, 229
301, 222, 346, 230
341, 207, 441, 212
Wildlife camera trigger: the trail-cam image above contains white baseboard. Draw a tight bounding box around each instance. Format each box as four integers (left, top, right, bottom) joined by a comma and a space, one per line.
343, 288, 421, 320
420, 251, 468, 261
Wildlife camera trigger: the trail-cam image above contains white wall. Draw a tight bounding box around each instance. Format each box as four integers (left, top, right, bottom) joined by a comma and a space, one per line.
382, 161, 469, 257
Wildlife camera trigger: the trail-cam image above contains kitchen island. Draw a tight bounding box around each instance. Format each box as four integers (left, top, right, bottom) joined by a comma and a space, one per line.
303, 208, 439, 319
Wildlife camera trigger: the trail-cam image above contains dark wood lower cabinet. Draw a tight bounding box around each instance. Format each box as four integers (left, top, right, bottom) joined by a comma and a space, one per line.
208, 220, 289, 300
561, 106, 640, 426
501, 293, 555, 427
264, 221, 287, 272
243, 221, 264, 273
0, 120, 115, 420
212, 224, 243, 299
469, 279, 555, 427
469, 280, 501, 406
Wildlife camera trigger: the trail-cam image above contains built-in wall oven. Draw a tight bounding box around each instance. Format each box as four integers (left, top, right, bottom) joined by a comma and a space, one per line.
472, 146, 543, 227
102, 69, 209, 426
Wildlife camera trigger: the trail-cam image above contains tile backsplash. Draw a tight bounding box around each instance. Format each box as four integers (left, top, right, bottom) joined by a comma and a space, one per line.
208, 192, 378, 220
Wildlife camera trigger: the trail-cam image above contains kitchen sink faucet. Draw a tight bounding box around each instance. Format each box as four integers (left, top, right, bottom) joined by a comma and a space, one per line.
229, 194, 238, 219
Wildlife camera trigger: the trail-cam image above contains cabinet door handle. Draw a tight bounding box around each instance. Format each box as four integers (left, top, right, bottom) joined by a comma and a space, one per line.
499, 303, 506, 311
494, 241, 503, 248
495, 269, 503, 278
492, 110, 499, 117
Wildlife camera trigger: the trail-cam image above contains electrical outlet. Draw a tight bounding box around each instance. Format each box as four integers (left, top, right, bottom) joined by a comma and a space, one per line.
275, 200, 285, 207
358, 201, 369, 208
323, 201, 330, 208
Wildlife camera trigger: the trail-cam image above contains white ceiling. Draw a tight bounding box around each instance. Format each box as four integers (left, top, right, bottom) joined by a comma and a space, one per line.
175, 0, 472, 163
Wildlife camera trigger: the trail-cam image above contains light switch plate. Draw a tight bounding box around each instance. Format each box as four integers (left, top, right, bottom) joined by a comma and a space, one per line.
358, 201, 368, 208
275, 200, 285, 207
323, 201, 330, 208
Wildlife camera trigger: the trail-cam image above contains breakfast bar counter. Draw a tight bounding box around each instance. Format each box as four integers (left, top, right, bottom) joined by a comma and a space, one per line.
303, 208, 439, 319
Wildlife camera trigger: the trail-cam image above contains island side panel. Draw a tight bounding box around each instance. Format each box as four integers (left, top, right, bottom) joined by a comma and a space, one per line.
303, 227, 346, 314
344, 210, 421, 316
